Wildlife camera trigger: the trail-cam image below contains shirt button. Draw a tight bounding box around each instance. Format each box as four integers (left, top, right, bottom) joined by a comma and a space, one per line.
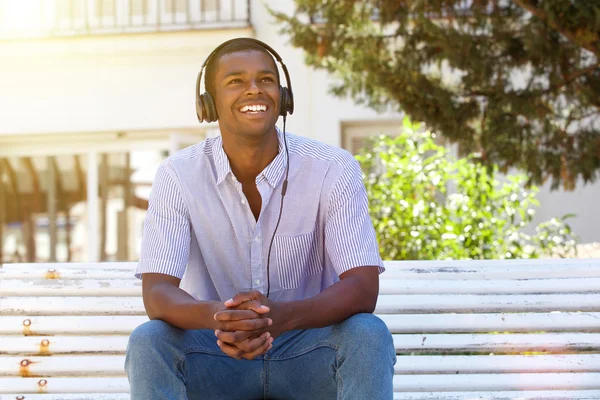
255, 279, 261, 285
241, 199, 246, 205
254, 236, 260, 243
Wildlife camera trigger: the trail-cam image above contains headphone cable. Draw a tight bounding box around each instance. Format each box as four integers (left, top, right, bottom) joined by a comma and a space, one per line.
266, 116, 289, 298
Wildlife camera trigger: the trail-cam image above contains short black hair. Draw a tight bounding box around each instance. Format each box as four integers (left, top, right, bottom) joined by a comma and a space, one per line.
204, 38, 280, 97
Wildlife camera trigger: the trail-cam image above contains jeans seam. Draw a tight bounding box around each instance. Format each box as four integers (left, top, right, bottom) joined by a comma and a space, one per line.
174, 355, 187, 386
336, 351, 343, 400
263, 358, 269, 400
267, 341, 339, 361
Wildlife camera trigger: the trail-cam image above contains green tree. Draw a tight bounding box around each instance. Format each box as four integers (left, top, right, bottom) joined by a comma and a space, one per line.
271, 1, 600, 190
355, 118, 578, 260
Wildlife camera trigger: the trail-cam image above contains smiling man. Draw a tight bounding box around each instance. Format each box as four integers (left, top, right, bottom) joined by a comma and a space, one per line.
125, 38, 396, 400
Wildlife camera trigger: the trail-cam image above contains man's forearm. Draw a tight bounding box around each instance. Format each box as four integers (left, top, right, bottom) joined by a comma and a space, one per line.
281, 273, 378, 332
144, 283, 222, 330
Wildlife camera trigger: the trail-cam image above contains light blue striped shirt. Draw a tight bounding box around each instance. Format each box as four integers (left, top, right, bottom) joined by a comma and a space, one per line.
136, 128, 384, 302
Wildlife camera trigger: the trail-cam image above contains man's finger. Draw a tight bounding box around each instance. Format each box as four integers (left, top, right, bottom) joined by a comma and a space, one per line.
217, 340, 244, 360
219, 317, 272, 332
214, 309, 260, 322
215, 329, 256, 344
242, 335, 274, 360
230, 300, 270, 314
234, 332, 270, 353
225, 290, 262, 308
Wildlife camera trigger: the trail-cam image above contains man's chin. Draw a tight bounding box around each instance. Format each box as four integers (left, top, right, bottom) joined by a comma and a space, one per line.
236, 120, 277, 136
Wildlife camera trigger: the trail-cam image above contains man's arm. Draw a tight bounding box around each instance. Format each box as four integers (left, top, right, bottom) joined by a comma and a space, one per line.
279, 265, 379, 332
142, 273, 221, 330
142, 272, 274, 359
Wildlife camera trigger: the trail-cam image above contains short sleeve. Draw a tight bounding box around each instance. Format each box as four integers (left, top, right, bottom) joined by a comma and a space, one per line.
324, 158, 384, 276
135, 164, 191, 279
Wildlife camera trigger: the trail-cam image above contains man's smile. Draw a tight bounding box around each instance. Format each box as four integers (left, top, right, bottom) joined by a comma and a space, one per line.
236, 102, 271, 118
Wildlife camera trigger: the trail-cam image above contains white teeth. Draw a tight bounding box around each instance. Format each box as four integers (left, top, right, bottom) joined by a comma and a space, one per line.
240, 105, 267, 113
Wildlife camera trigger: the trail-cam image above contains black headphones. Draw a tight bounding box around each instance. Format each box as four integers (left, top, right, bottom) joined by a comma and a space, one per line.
195, 38, 294, 123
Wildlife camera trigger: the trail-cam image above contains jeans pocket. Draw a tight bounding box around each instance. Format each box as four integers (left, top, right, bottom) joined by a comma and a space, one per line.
274, 229, 322, 289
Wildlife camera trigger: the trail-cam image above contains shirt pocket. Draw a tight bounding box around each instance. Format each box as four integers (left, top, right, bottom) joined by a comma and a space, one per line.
274, 229, 322, 290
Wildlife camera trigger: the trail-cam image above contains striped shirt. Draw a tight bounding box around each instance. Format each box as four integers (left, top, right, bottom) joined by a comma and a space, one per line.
136, 127, 384, 302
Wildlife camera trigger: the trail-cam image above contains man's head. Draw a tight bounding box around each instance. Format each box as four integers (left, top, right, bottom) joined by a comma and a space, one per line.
205, 39, 283, 139
204, 39, 280, 99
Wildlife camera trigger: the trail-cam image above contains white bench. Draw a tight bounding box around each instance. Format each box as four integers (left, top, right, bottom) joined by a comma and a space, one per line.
1, 259, 600, 399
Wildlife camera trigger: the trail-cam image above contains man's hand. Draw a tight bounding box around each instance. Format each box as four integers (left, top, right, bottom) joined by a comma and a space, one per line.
213, 296, 273, 360
214, 291, 288, 359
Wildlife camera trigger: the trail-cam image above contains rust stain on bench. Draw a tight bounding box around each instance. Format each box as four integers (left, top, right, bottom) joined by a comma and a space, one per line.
39, 339, 51, 355
22, 318, 32, 336
37, 379, 48, 393
45, 269, 60, 279
18, 358, 39, 377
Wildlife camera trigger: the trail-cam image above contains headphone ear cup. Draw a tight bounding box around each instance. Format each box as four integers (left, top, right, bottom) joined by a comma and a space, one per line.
196, 96, 205, 122
279, 86, 294, 116
200, 92, 218, 123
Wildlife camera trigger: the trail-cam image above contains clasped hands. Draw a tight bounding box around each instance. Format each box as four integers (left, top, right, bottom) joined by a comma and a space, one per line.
213, 290, 283, 360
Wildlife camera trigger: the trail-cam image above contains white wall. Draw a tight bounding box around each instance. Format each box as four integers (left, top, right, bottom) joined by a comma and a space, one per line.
0, 29, 251, 137
532, 181, 600, 244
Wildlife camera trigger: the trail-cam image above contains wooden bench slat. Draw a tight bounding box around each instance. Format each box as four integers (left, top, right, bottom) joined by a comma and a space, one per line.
0, 395, 130, 400
1, 313, 598, 336
394, 333, 600, 354
0, 270, 134, 280
0, 377, 129, 394
380, 278, 600, 295
394, 354, 600, 374
380, 312, 600, 333
392, 373, 600, 392
3, 354, 600, 377
0, 356, 125, 377
0, 280, 142, 297
4, 277, 599, 296
375, 294, 600, 314
0, 298, 145, 316
1, 391, 600, 400
0, 263, 137, 271
0, 336, 129, 355
392, 390, 600, 400
3, 333, 600, 356
3, 374, 600, 395
385, 260, 600, 280
0, 316, 148, 335
4, 294, 599, 316
384, 258, 600, 269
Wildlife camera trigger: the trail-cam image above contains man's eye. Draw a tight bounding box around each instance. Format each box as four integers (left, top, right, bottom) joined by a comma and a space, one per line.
228, 79, 242, 84
261, 77, 274, 82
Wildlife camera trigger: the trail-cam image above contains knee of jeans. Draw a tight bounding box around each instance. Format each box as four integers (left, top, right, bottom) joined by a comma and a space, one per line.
127, 319, 179, 355
340, 313, 393, 348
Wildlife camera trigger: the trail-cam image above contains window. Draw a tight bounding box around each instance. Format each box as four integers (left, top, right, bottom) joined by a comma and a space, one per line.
342, 121, 404, 155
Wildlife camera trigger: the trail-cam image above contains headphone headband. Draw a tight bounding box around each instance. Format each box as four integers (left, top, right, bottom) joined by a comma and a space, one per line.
195, 38, 294, 122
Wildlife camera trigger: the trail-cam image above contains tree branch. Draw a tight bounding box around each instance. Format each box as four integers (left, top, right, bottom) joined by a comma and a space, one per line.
547, 62, 600, 93
512, 0, 600, 57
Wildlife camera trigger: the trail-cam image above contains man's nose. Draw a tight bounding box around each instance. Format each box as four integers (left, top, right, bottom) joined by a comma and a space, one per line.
245, 79, 262, 95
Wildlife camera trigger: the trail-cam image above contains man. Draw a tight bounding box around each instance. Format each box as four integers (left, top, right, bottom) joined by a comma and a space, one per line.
125, 38, 396, 399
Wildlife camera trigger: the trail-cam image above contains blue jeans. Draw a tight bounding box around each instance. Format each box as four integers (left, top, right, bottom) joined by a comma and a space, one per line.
125, 313, 396, 399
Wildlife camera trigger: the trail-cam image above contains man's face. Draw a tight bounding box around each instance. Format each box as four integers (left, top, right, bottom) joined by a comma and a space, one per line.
213, 50, 280, 139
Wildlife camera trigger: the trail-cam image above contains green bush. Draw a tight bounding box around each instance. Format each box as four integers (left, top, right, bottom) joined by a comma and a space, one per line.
355, 118, 578, 260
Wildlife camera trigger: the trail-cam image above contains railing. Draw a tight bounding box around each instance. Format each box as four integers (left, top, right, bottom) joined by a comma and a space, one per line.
0, 0, 251, 39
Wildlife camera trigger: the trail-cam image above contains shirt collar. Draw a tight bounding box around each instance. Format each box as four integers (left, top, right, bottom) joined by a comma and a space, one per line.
213, 126, 288, 188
